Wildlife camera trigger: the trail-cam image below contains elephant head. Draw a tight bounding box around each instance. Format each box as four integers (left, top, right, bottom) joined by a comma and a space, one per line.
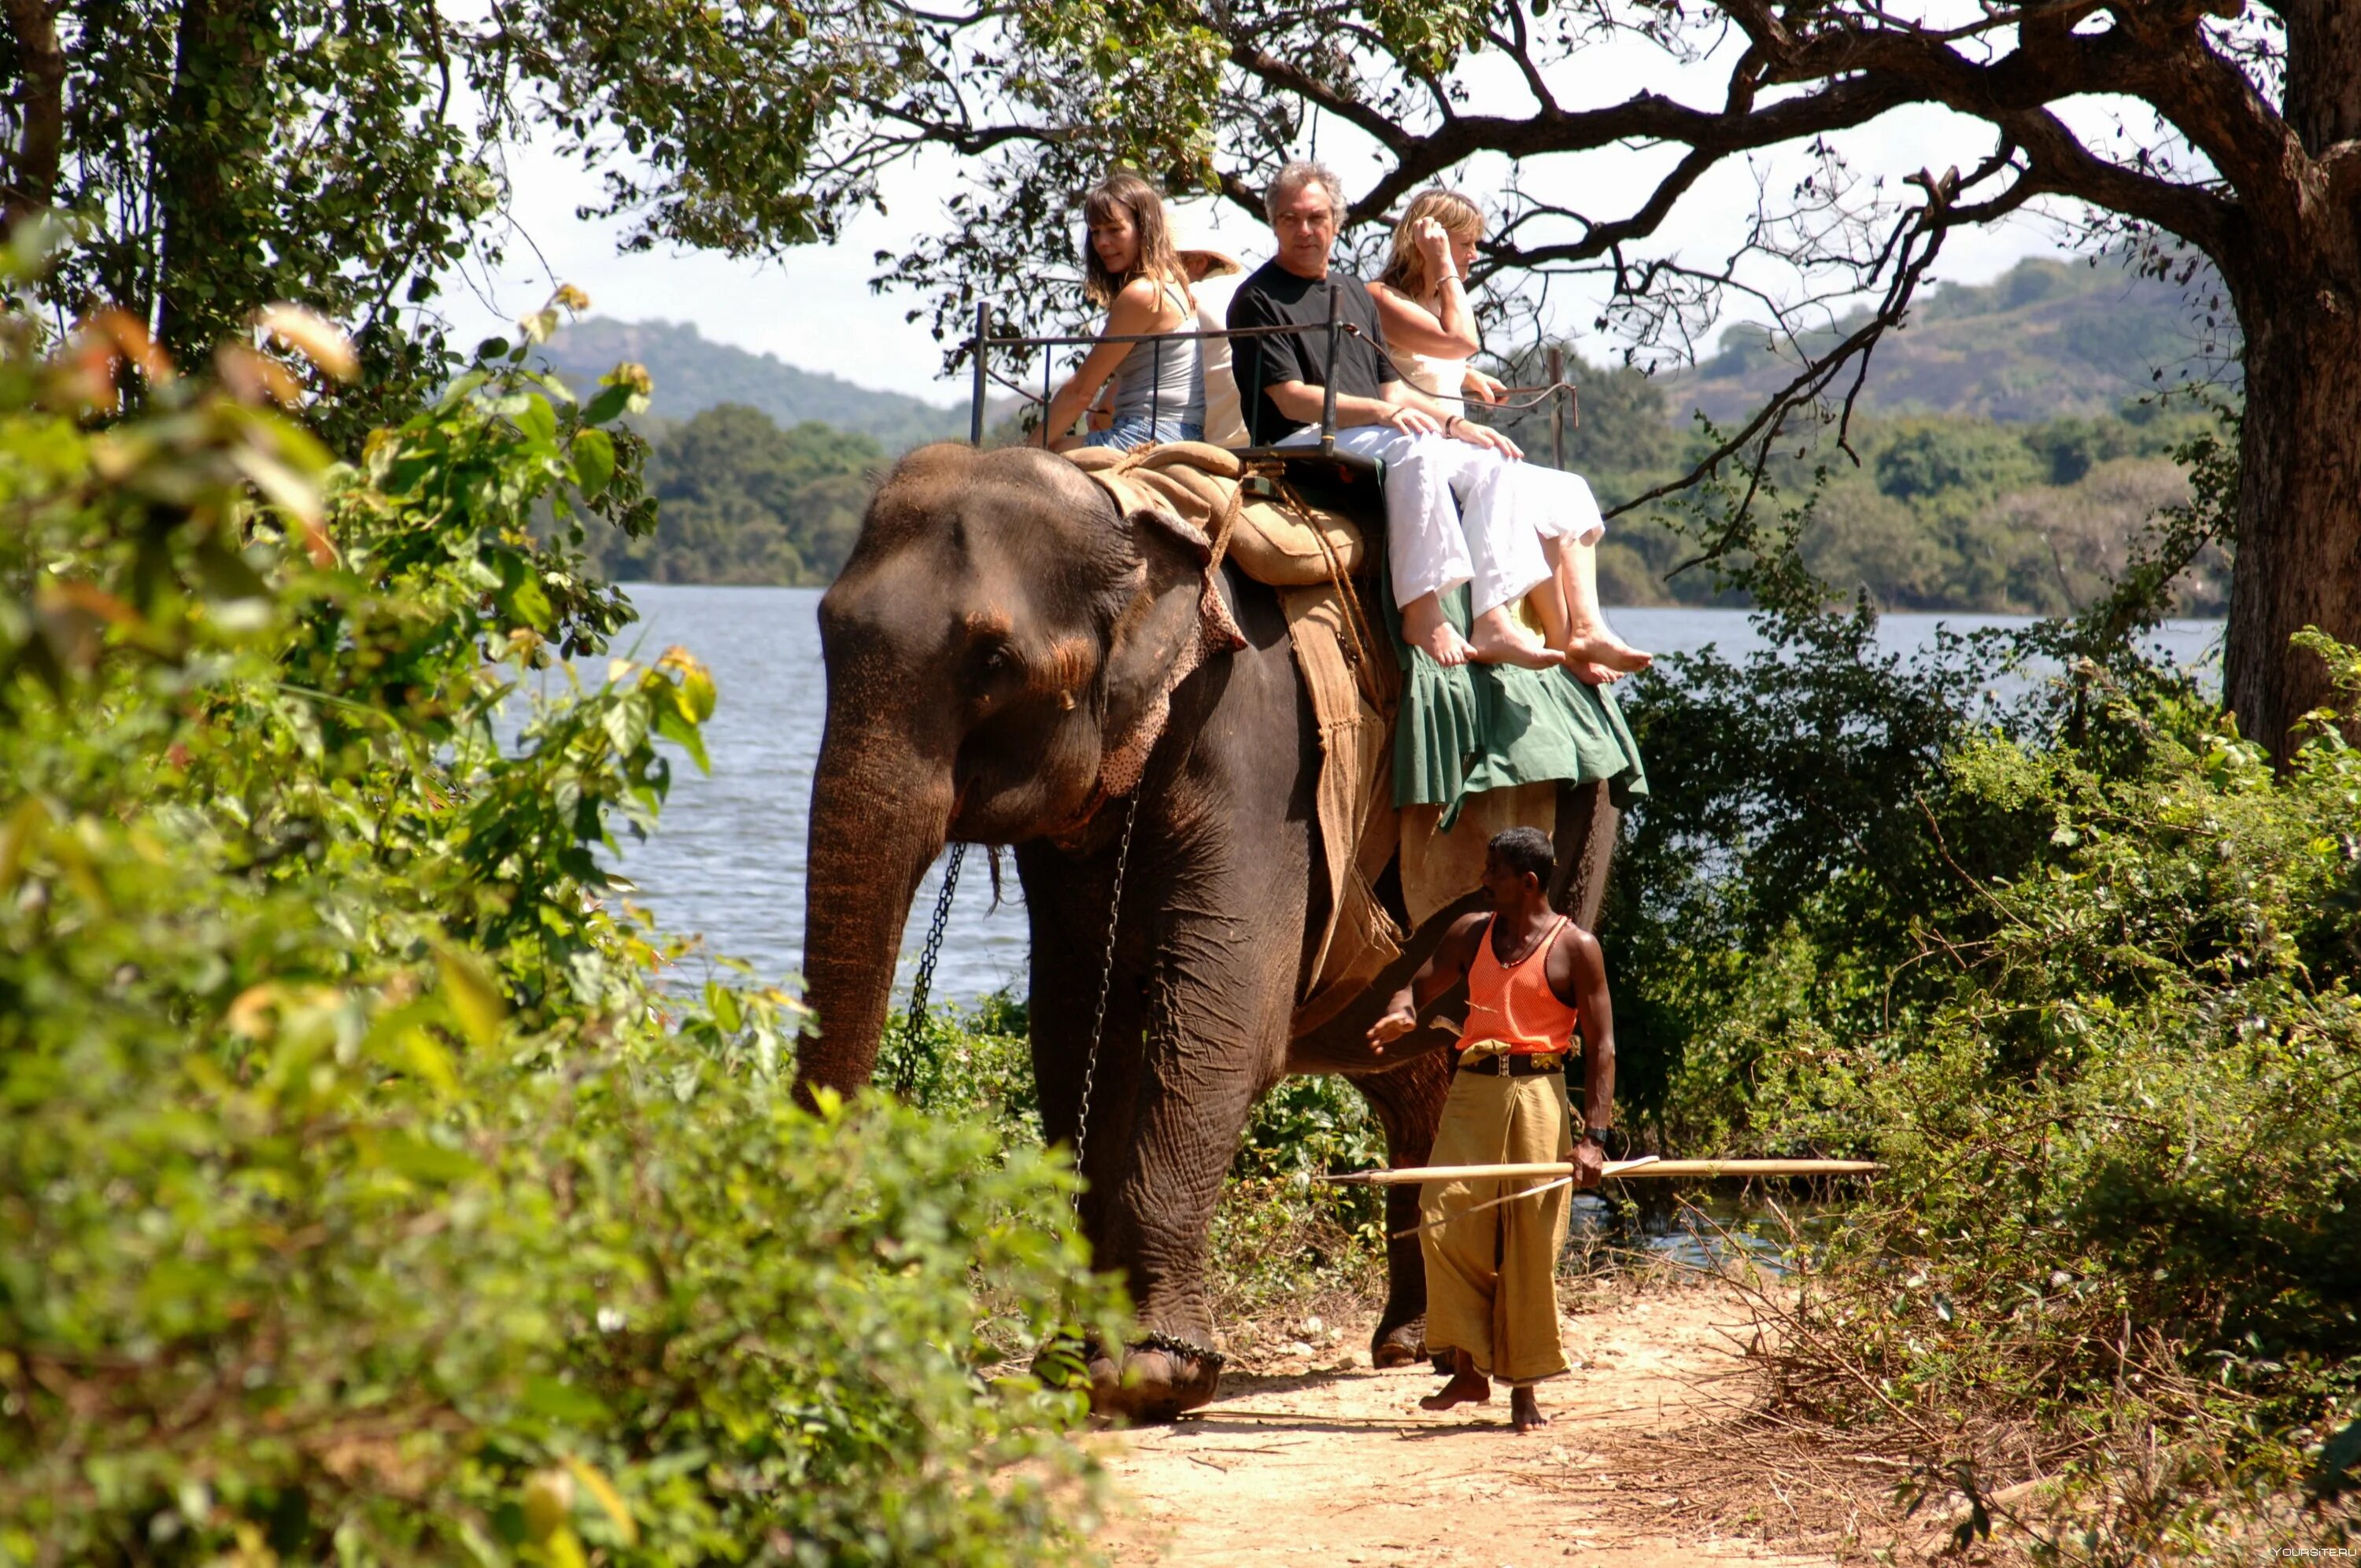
795, 443, 1232, 1098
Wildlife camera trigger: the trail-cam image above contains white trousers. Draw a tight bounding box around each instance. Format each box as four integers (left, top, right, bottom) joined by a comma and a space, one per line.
1280, 426, 1607, 615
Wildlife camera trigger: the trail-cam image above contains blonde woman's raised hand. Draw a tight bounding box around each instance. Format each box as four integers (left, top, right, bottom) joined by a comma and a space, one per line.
1413, 216, 1456, 281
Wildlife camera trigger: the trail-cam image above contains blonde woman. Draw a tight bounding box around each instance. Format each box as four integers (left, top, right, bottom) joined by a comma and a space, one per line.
1369, 190, 1650, 680
1040, 172, 1205, 450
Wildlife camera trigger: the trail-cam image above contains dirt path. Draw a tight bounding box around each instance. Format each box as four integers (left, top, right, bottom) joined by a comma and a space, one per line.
1093, 1281, 1883, 1567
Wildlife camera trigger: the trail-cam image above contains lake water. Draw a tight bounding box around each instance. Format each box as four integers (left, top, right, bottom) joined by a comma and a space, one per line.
593, 585, 2222, 1005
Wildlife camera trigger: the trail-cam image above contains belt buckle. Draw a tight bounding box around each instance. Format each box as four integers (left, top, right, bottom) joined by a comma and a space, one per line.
1527, 1053, 1563, 1074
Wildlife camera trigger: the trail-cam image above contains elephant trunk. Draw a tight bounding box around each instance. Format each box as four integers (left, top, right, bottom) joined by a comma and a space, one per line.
794, 718, 955, 1101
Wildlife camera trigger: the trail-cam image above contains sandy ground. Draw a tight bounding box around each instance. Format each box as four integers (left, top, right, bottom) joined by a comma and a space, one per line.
1092, 1281, 1894, 1567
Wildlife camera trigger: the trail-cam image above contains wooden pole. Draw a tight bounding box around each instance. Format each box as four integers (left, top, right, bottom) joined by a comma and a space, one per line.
970, 299, 989, 446
1547, 344, 1565, 471
1318, 1157, 1882, 1187
1319, 280, 1341, 456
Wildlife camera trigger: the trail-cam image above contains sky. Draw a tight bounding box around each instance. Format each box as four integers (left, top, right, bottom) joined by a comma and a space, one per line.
438, 32, 2093, 406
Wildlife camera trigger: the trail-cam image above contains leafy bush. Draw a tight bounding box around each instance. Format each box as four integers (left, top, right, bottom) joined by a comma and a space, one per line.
886, 988, 1392, 1323
1763, 656, 2361, 1551
0, 294, 1118, 1563
1609, 408, 2359, 1549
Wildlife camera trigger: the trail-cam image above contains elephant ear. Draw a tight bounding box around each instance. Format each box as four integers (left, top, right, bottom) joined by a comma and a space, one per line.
1092, 482, 1247, 805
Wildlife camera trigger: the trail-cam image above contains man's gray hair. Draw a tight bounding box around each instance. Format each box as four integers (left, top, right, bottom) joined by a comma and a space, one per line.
1265, 160, 1347, 225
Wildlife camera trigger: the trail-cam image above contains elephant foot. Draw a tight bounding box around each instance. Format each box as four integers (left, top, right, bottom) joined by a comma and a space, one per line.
1370, 1315, 1428, 1369
1086, 1331, 1225, 1423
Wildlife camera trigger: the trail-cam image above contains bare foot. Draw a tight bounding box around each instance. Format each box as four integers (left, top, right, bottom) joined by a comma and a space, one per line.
1570, 662, 1621, 686
1402, 593, 1475, 666
1469, 606, 1566, 670
1419, 1368, 1491, 1412
1561, 625, 1652, 673
1510, 1386, 1550, 1433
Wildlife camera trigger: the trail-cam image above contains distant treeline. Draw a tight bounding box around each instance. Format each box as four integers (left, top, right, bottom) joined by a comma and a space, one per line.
588, 406, 885, 586
599, 361, 2226, 616
1488, 350, 2228, 616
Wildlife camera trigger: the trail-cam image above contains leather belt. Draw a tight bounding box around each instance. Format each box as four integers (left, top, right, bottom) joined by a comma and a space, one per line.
1459, 1051, 1565, 1077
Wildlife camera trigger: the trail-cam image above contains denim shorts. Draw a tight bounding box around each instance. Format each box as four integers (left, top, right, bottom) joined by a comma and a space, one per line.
1081, 417, 1203, 448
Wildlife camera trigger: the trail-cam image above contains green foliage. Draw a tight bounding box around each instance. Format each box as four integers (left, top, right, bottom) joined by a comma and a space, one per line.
587, 404, 885, 585
1609, 406, 2359, 1547
883, 989, 1393, 1321
1764, 673, 2361, 1551
1873, 420, 2045, 502
1574, 396, 2222, 614
875, 989, 1043, 1138
1208, 1077, 1392, 1319
1609, 406, 2236, 1146
12, 0, 903, 440
0, 307, 1118, 1562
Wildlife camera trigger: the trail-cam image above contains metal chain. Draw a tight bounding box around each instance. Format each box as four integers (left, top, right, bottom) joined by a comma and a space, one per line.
891, 841, 966, 1097
1069, 790, 1142, 1214
1132, 1329, 1227, 1372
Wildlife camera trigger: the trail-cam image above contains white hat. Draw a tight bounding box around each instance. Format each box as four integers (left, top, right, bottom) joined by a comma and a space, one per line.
1166, 201, 1243, 278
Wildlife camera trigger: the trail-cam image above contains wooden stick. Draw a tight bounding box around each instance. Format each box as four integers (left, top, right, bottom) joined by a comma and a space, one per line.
1317, 1157, 1882, 1187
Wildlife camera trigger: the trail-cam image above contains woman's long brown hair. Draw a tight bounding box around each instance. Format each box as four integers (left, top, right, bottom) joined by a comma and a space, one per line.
1082, 171, 1193, 310
1376, 187, 1484, 301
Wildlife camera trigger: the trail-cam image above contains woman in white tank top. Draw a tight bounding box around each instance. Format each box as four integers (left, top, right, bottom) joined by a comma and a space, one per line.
1368, 190, 1651, 682
1040, 173, 1205, 451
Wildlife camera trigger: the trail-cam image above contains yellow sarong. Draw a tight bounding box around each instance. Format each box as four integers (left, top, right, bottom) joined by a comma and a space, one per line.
1417, 1061, 1574, 1385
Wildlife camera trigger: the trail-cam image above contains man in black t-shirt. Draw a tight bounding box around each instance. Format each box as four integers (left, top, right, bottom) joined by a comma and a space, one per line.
1228, 163, 1561, 669
1229, 256, 1398, 446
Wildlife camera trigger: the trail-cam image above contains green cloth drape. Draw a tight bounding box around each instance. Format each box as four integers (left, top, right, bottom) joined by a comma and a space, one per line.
1387, 585, 1650, 828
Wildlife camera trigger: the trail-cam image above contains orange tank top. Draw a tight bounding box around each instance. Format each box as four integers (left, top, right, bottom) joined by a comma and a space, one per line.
1462, 915, 1579, 1055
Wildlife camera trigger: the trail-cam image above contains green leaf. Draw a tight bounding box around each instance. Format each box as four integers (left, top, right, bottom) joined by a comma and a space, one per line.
654, 704, 711, 773
515, 393, 559, 444
434, 941, 507, 1048
571, 428, 616, 497
705, 980, 743, 1033
583, 385, 632, 425
373, 1132, 484, 1183
523, 1375, 611, 1424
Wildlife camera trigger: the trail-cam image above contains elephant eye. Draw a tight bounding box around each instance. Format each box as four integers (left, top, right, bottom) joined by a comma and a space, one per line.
974, 640, 1019, 681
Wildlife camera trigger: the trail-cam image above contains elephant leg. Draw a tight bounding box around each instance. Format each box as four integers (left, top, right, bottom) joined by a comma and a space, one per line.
1346, 1051, 1454, 1367
1088, 874, 1305, 1421
1550, 777, 1619, 926
1019, 843, 1151, 1249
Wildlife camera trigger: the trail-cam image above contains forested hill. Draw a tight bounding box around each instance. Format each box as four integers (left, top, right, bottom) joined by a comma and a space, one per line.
1667, 254, 2237, 423
535, 317, 966, 448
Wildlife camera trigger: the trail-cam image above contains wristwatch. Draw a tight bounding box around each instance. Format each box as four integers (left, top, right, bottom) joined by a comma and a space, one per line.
1581, 1126, 1611, 1149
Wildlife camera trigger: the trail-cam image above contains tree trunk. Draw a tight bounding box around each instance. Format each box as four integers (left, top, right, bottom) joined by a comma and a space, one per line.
153, 0, 274, 356
2, 0, 67, 237
2222, 267, 2361, 761
2218, 0, 2361, 762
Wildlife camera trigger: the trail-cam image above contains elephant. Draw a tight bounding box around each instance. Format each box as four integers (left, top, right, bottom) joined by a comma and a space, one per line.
795, 441, 1620, 1420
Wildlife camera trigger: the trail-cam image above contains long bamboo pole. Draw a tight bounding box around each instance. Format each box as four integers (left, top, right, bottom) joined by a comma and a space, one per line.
1317, 1157, 1881, 1187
